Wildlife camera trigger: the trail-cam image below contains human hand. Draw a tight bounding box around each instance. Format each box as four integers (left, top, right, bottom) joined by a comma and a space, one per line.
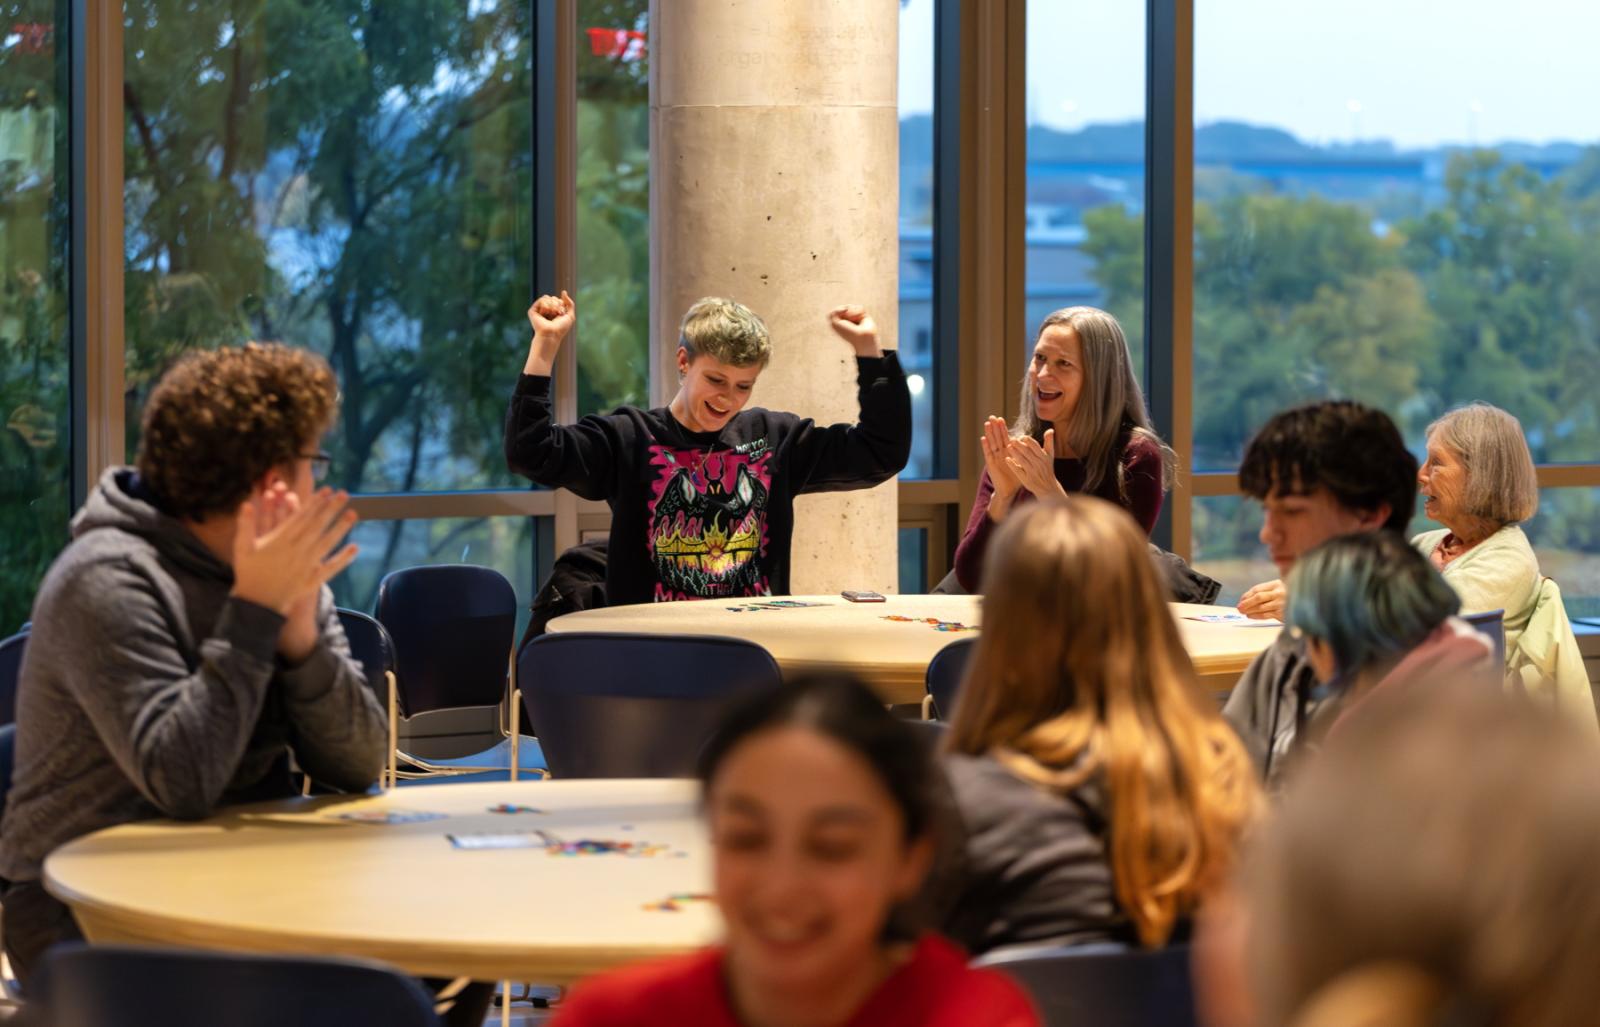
1237, 578, 1286, 621
524, 290, 575, 375
980, 417, 1022, 514
231, 488, 359, 617
247, 482, 324, 661
1004, 430, 1067, 501
826, 305, 883, 357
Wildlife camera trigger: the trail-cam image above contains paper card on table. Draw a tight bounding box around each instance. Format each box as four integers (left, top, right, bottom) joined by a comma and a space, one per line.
1184, 613, 1282, 627
331, 809, 448, 825
449, 832, 542, 850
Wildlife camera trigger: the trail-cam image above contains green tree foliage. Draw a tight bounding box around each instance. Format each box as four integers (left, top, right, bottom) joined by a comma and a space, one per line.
1083, 148, 1600, 564
118, 0, 536, 610
0, 0, 70, 631
575, 0, 649, 415
1404, 153, 1600, 465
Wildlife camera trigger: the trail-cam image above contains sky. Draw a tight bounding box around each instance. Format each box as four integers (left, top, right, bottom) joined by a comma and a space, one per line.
898, 0, 1600, 149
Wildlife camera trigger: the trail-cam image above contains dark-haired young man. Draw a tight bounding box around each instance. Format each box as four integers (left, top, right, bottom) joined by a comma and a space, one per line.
1221, 400, 1418, 789
0, 344, 386, 987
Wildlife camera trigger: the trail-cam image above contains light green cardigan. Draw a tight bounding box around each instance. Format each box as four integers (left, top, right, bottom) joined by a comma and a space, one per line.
1413, 525, 1597, 733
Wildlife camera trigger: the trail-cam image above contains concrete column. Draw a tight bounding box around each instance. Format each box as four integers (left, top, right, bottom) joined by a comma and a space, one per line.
649, 0, 901, 594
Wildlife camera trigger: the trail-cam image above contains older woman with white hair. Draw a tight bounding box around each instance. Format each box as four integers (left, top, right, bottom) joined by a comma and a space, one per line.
1413, 403, 1596, 729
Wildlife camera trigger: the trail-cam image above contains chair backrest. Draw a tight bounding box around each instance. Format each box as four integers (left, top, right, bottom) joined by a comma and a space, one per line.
975, 943, 1197, 1027
33, 943, 441, 1027
925, 636, 977, 720
375, 565, 517, 717
519, 633, 784, 778
1463, 608, 1507, 665
0, 723, 16, 823
0, 629, 28, 727
335, 608, 397, 701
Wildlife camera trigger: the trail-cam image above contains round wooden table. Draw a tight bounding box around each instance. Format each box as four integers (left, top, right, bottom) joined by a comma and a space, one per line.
45, 780, 717, 983
548, 595, 1279, 702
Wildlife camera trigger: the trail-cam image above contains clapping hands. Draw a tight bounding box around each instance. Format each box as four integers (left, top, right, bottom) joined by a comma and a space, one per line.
980, 418, 1068, 523
1004, 429, 1068, 502
231, 483, 359, 661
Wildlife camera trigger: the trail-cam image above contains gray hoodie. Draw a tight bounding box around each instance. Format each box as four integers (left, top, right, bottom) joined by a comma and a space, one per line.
0, 468, 387, 882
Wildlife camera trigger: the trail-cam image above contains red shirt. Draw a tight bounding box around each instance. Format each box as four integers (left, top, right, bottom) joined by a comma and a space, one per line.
548, 934, 1040, 1027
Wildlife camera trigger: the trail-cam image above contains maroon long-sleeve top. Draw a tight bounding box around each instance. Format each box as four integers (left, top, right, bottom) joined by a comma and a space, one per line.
953, 432, 1165, 592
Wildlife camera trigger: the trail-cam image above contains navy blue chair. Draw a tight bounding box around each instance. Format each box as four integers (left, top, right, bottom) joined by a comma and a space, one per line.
925, 636, 976, 721
375, 566, 544, 783
518, 633, 783, 778
0, 628, 29, 727
335, 608, 401, 789
975, 943, 1197, 1027
1463, 608, 1507, 665
32, 944, 441, 1026
0, 723, 16, 820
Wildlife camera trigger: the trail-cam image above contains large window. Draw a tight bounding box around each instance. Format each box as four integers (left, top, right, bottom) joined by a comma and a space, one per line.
342, 516, 549, 634
120, 1, 539, 609
1190, 0, 1600, 608
1026, 0, 1147, 381
0, 9, 69, 630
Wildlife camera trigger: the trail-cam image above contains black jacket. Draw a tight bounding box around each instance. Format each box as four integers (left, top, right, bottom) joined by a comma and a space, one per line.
504, 354, 911, 605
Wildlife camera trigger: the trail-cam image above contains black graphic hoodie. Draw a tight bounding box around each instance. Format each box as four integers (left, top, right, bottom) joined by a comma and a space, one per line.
505, 354, 911, 605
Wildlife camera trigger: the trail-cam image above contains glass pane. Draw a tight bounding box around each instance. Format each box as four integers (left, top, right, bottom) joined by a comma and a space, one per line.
1194, 0, 1600, 470
576, 0, 649, 416
0, 9, 69, 631
897, 526, 928, 594
335, 516, 547, 640
122, 2, 533, 493
1525, 489, 1600, 620
898, 0, 935, 479
1026, 0, 1147, 381
1195, 488, 1600, 619
1189, 495, 1276, 608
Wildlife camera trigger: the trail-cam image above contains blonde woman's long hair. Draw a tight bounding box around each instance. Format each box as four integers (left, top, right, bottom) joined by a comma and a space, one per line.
1014, 306, 1175, 498
945, 498, 1259, 947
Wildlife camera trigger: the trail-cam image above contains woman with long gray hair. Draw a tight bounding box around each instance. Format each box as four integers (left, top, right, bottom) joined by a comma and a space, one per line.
952, 307, 1174, 592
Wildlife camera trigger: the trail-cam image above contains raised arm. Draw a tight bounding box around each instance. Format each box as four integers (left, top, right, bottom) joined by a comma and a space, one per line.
788, 306, 912, 492
505, 292, 626, 500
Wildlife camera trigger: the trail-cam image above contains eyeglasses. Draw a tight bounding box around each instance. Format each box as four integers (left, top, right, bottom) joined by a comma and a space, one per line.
302, 451, 333, 483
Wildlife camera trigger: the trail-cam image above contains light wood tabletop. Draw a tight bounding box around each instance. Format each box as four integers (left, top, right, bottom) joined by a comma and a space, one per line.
548, 595, 1280, 701
45, 780, 718, 983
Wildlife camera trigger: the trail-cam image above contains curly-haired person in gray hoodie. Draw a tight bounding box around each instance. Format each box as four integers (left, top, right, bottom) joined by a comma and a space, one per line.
0, 343, 386, 987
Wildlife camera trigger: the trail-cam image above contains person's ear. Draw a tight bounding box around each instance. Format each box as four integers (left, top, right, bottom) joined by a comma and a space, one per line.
253, 467, 289, 497
893, 833, 936, 901
677, 346, 691, 380
1306, 636, 1339, 683
1356, 502, 1393, 531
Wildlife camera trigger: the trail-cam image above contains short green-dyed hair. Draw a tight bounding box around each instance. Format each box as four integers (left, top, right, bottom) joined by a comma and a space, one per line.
678, 297, 771, 368
1287, 531, 1460, 678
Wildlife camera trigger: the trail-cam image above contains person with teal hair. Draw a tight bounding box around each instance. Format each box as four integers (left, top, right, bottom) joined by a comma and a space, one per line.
1284, 532, 1497, 744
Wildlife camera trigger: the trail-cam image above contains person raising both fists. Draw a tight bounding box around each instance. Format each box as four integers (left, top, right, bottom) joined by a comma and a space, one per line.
506, 292, 910, 605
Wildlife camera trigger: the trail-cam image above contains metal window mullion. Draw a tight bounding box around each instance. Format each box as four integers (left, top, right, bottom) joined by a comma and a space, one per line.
71, 0, 126, 507
1145, 0, 1195, 557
